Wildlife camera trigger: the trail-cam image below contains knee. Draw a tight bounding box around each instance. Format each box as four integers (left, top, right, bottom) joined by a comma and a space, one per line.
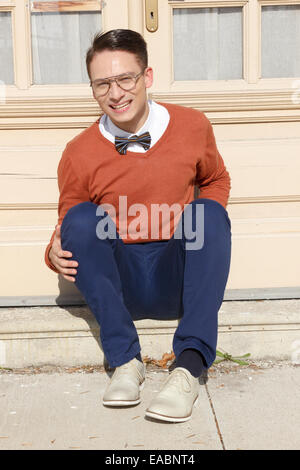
61, 201, 98, 236
189, 198, 231, 229
181, 198, 231, 247
189, 197, 226, 212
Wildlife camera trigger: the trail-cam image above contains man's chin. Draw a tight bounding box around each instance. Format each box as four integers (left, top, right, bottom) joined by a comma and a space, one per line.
108, 112, 136, 131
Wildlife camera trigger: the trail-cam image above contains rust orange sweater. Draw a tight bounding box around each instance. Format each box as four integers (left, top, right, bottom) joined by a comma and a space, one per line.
45, 102, 230, 273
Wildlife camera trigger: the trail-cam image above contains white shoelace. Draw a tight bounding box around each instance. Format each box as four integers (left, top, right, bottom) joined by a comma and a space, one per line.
164, 370, 192, 394
112, 361, 143, 381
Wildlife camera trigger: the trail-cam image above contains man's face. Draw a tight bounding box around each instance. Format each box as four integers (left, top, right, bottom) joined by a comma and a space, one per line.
89, 49, 153, 133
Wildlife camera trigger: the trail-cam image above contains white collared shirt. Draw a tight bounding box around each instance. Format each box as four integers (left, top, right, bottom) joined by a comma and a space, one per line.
99, 100, 170, 152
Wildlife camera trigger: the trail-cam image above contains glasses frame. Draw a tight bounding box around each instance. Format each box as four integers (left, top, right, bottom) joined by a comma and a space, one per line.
90, 69, 146, 97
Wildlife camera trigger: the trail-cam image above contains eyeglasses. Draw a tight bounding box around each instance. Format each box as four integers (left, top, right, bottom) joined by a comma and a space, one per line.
90, 70, 145, 97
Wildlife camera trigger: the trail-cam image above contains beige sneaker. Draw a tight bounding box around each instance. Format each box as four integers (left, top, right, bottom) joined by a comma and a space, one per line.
103, 358, 145, 407
145, 367, 199, 422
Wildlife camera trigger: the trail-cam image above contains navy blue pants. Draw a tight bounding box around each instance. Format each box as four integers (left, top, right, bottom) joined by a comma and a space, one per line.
60, 198, 231, 369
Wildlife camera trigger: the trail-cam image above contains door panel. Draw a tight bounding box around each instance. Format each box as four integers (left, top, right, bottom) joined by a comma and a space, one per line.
144, 1, 300, 296
1, 0, 299, 304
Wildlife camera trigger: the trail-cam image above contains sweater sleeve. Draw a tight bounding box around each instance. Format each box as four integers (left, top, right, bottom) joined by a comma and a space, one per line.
44, 145, 90, 273
195, 118, 231, 209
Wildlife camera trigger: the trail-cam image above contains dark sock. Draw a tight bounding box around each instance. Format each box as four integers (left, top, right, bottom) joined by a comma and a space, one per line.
135, 352, 143, 363
175, 349, 206, 378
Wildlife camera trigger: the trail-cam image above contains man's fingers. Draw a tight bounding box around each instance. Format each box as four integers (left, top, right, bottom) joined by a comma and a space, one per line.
59, 250, 74, 258
57, 258, 78, 269
59, 260, 77, 270
62, 274, 76, 283
60, 266, 77, 276
53, 225, 74, 259
50, 225, 77, 275
51, 243, 74, 259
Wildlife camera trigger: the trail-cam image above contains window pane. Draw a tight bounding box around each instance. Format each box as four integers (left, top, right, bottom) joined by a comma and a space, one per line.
0, 12, 14, 85
31, 1, 102, 84
173, 7, 243, 81
261, 5, 300, 78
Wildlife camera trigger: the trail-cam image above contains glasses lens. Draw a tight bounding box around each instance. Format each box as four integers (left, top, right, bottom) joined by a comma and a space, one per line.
116, 76, 136, 91
92, 72, 142, 96
93, 81, 110, 96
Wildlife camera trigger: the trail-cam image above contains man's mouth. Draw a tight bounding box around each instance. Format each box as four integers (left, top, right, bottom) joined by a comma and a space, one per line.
110, 100, 132, 112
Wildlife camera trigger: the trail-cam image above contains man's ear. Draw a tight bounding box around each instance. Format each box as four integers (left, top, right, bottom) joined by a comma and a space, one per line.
144, 67, 153, 89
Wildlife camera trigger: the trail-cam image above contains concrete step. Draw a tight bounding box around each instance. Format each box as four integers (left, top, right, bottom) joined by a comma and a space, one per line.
0, 299, 299, 368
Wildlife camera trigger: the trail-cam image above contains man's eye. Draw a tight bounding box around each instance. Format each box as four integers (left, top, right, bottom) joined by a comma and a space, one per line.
118, 76, 133, 83
96, 81, 109, 88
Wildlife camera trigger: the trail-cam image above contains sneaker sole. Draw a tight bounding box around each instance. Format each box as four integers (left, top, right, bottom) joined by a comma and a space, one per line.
103, 398, 141, 407
145, 396, 198, 423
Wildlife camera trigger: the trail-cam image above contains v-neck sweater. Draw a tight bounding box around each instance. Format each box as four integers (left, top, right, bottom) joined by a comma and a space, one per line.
45, 102, 231, 273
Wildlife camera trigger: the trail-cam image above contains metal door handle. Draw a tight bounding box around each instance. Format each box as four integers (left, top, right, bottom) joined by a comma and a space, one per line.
145, 0, 158, 32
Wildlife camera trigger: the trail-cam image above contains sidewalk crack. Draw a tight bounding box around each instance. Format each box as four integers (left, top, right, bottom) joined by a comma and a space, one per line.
205, 383, 225, 450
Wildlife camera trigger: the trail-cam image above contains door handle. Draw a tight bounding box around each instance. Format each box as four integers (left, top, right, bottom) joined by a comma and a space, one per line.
145, 0, 158, 32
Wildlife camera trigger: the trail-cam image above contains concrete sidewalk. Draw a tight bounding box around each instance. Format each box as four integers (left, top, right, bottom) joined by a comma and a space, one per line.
0, 360, 299, 450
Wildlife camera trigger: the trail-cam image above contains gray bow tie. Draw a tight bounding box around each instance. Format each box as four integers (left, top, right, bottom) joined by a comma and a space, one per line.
115, 132, 151, 155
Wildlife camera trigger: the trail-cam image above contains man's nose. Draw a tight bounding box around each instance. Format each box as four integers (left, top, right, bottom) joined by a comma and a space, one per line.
109, 80, 125, 100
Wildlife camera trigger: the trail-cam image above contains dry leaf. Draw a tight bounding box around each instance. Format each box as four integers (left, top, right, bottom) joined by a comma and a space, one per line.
66, 367, 81, 373
142, 355, 153, 364
142, 351, 175, 369
157, 352, 175, 368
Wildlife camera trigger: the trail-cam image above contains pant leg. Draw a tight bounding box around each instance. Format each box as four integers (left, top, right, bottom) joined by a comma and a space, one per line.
146, 198, 231, 368
172, 198, 232, 368
60, 201, 141, 368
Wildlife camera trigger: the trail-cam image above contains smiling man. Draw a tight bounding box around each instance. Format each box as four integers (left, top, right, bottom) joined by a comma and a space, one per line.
45, 29, 232, 423
90, 48, 152, 133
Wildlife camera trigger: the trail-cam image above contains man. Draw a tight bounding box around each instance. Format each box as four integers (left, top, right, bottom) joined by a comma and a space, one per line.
45, 29, 231, 423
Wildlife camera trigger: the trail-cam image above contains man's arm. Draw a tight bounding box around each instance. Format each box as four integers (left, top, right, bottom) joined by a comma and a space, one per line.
195, 118, 231, 209
44, 145, 90, 275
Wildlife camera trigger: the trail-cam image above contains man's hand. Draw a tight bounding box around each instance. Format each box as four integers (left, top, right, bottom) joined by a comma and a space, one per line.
49, 225, 78, 282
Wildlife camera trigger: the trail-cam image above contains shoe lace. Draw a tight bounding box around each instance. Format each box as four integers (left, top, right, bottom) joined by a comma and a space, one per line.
112, 361, 143, 381
165, 370, 192, 394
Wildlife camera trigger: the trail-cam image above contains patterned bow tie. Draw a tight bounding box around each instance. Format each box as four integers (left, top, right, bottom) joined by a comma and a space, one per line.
115, 131, 151, 155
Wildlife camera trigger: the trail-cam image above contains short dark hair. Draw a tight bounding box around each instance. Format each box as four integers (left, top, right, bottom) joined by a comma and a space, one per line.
86, 29, 148, 79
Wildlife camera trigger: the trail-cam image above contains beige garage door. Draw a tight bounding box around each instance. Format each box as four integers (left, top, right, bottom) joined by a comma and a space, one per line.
0, 0, 300, 305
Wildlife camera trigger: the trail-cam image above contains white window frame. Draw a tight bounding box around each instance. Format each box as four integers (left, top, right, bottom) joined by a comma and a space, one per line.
1, 0, 300, 127
0, 0, 132, 128
146, 0, 300, 121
